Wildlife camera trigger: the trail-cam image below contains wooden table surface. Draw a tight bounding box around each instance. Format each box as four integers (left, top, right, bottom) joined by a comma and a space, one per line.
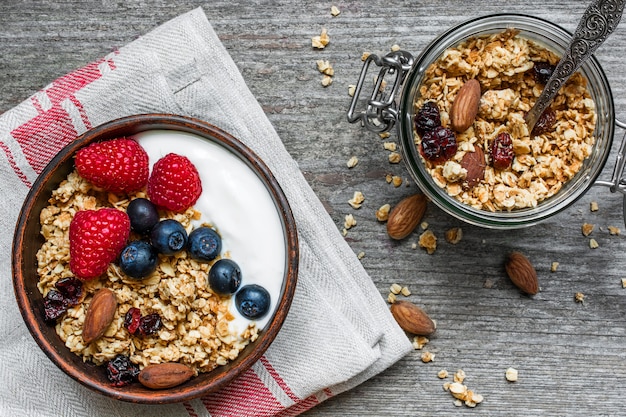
2, 1, 626, 416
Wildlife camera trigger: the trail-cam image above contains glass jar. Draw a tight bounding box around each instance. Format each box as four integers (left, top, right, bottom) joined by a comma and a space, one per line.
349, 14, 625, 229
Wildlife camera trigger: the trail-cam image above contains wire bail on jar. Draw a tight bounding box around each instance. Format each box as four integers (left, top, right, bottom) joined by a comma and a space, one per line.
347, 50, 414, 133
594, 120, 626, 194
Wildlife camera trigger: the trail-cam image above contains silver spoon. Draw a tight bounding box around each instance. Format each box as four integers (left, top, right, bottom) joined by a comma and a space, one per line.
525, 0, 625, 133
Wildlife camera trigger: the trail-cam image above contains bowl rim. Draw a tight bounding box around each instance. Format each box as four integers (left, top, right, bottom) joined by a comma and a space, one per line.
397, 13, 615, 229
12, 113, 299, 403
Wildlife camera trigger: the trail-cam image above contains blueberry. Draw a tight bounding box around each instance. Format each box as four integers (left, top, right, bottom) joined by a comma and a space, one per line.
150, 219, 188, 255
208, 259, 242, 295
235, 284, 271, 320
188, 227, 222, 261
126, 198, 159, 234
119, 240, 158, 279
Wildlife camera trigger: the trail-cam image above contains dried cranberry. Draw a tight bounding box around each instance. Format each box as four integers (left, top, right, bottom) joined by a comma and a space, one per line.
106, 354, 139, 387
42, 278, 84, 322
531, 108, 557, 136
420, 126, 457, 163
491, 132, 515, 170
124, 308, 162, 336
533, 62, 555, 85
414, 101, 441, 136
124, 307, 142, 335
43, 290, 68, 322
55, 277, 83, 305
138, 313, 162, 336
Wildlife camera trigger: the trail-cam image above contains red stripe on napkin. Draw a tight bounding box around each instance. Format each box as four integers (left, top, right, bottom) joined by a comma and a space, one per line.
202, 365, 285, 416
11, 106, 78, 173
259, 356, 299, 402
0, 141, 31, 187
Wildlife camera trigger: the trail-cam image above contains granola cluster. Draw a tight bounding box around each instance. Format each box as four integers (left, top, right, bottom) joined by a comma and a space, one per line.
415, 29, 597, 211
36, 170, 257, 372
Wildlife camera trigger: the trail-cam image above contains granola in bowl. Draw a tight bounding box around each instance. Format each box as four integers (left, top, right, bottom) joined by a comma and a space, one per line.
413, 28, 597, 212
36, 170, 258, 373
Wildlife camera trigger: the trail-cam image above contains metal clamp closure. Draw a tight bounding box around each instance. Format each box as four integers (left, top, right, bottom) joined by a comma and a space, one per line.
347, 50, 414, 133
595, 119, 626, 194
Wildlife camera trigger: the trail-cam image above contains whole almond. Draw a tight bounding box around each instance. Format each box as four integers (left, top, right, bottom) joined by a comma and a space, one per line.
390, 300, 436, 336
505, 252, 539, 295
450, 78, 481, 132
386, 194, 427, 240
138, 363, 195, 389
460, 145, 486, 189
82, 288, 117, 344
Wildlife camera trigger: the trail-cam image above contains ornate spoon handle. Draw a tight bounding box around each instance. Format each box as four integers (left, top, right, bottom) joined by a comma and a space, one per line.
525, 0, 625, 132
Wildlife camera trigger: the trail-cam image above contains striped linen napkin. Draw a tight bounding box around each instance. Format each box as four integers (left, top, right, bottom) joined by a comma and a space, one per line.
0, 7, 412, 417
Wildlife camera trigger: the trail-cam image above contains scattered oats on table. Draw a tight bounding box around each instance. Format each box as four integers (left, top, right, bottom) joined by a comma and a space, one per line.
379, 131, 391, 139
348, 84, 356, 97
311, 27, 329, 49
387, 292, 397, 304
574, 292, 586, 303
321, 75, 333, 87
376, 203, 391, 221
401, 286, 411, 296
590, 201, 599, 212
454, 369, 466, 383
589, 238, 599, 249
438, 369, 449, 379
445, 227, 463, 244
391, 44, 401, 52
419, 230, 438, 254
348, 191, 365, 209
505, 367, 519, 382
582, 222, 594, 236
316, 59, 334, 76
551, 261, 559, 272
413, 336, 429, 350
608, 226, 621, 235
347, 155, 359, 168
622, 278, 626, 288
330, 5, 340, 16
344, 213, 357, 230
389, 283, 402, 295
421, 351, 435, 363
388, 152, 402, 164
446, 380, 484, 408
383, 142, 397, 151
391, 175, 403, 187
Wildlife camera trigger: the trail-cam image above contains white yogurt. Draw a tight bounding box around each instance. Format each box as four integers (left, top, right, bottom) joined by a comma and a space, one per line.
135, 130, 286, 334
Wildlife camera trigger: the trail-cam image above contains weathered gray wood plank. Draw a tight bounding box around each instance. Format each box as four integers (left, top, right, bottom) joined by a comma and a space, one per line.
2, 1, 626, 415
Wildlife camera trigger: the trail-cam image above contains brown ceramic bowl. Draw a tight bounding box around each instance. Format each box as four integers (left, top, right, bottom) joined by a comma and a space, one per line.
12, 114, 299, 403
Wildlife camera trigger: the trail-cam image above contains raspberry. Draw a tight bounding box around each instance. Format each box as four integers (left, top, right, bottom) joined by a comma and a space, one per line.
75, 137, 149, 194
69, 208, 130, 280
147, 153, 202, 212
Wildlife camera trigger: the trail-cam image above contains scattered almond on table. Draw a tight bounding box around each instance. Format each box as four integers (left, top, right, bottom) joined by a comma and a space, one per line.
505, 251, 539, 295
386, 194, 427, 240
390, 300, 436, 336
